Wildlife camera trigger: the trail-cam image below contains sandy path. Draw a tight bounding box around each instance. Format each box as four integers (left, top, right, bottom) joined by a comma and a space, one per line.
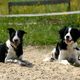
0, 46, 80, 80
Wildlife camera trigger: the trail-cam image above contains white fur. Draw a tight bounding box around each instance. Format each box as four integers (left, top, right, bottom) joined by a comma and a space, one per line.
56, 42, 79, 65
59, 60, 70, 65
5, 40, 22, 63
43, 27, 80, 65
43, 42, 80, 65
12, 31, 20, 43
58, 43, 77, 60
64, 27, 72, 41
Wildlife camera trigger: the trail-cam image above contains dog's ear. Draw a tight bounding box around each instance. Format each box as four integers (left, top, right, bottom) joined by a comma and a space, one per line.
59, 27, 67, 39
19, 30, 26, 34
18, 30, 26, 37
72, 28, 80, 39
7, 28, 15, 34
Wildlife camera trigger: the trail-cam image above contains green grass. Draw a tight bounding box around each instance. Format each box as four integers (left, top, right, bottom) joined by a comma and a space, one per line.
0, 17, 60, 45
0, 14, 80, 45
0, 0, 80, 14
0, 0, 80, 45
11, 4, 68, 14
0, 1, 71, 14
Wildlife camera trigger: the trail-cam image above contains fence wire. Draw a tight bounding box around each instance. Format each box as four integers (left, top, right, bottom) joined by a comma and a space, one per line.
0, 11, 80, 17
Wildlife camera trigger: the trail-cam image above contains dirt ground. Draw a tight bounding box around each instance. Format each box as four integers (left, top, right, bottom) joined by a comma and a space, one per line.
0, 46, 80, 80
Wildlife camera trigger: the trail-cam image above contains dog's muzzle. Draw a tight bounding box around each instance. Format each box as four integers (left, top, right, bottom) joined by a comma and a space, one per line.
64, 36, 73, 44
13, 39, 20, 46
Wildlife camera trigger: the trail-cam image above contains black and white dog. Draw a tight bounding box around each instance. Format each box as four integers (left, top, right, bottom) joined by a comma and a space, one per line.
44, 27, 80, 66
0, 28, 26, 66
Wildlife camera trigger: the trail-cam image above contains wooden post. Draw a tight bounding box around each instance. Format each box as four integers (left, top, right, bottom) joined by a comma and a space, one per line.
8, 2, 12, 14
68, 0, 71, 11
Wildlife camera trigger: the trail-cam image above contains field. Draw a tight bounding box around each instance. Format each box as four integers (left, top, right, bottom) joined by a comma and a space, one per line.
0, 14, 80, 45
0, 1, 80, 80
0, 0, 80, 45
0, 0, 80, 14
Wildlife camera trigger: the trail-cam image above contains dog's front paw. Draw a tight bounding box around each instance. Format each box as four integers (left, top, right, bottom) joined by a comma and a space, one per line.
5, 59, 14, 63
59, 60, 70, 65
18, 61, 26, 66
18, 60, 33, 67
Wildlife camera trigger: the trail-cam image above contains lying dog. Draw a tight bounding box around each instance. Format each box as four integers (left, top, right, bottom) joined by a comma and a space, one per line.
0, 28, 27, 66
43, 27, 80, 66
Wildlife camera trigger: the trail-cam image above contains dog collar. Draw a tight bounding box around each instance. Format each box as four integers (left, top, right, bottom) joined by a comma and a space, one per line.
11, 42, 17, 49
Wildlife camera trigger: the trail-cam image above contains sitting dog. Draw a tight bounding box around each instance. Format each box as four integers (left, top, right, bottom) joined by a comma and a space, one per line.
0, 28, 27, 66
43, 27, 80, 66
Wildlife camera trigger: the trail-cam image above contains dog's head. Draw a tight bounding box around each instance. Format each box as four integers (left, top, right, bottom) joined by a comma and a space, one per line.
8, 28, 26, 47
59, 27, 80, 45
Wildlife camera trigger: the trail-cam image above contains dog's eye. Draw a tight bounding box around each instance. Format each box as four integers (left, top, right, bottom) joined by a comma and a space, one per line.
9, 32, 15, 42
64, 29, 68, 35
12, 33, 15, 36
17, 33, 22, 38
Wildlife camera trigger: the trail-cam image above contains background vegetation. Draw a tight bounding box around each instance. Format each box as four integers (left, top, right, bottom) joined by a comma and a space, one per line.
0, 0, 80, 46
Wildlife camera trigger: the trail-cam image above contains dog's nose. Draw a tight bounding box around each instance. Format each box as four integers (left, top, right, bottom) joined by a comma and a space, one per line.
14, 39, 18, 42
66, 36, 69, 39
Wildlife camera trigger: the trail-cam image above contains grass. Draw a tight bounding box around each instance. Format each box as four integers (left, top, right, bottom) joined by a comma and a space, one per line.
11, 4, 68, 14
0, 0, 79, 14
0, 14, 80, 46
0, 0, 80, 45
0, 17, 61, 45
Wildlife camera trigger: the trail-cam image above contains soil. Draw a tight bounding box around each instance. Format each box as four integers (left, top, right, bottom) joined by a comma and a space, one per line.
0, 46, 80, 80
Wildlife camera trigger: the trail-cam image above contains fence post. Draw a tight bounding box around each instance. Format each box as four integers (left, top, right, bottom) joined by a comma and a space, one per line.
67, 0, 71, 11
8, 2, 12, 14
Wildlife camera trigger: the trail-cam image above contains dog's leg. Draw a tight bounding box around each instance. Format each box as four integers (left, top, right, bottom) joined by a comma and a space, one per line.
73, 54, 80, 66
71, 50, 80, 66
5, 54, 28, 66
5, 58, 27, 66
18, 55, 28, 66
58, 50, 66, 60
5, 59, 14, 63
77, 50, 80, 60
59, 60, 70, 65
5, 56, 20, 63
58, 50, 70, 65
74, 59, 80, 66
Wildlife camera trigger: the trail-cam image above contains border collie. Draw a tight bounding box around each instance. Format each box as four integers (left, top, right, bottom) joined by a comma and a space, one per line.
0, 28, 27, 66
43, 27, 80, 66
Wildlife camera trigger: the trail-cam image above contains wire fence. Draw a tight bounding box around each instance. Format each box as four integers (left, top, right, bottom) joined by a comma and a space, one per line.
0, 11, 80, 45
0, 11, 80, 17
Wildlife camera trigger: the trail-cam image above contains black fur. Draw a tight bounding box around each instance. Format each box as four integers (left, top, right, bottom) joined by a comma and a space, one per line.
13, 44, 23, 58
59, 27, 80, 42
0, 43, 8, 62
8, 28, 25, 58
55, 27, 80, 60
0, 28, 25, 62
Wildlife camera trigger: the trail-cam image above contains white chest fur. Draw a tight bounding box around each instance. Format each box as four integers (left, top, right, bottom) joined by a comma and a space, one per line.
6, 40, 17, 59
58, 43, 78, 60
